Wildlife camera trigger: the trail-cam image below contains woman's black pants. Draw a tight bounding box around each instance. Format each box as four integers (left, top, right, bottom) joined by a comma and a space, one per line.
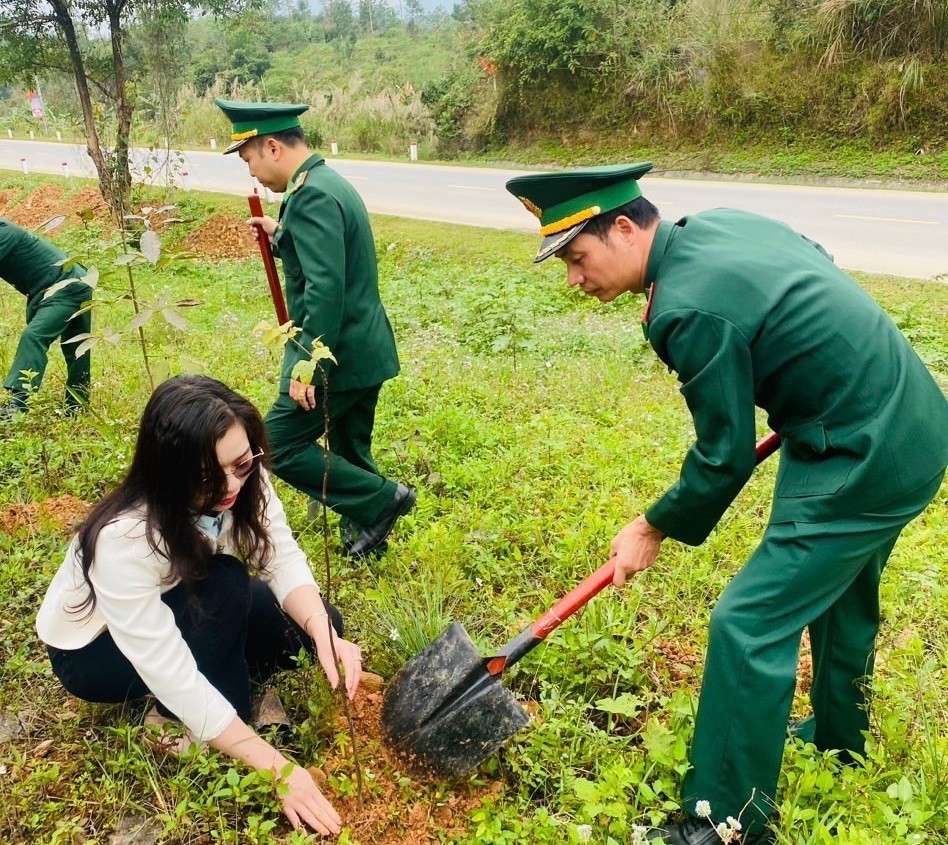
47, 554, 342, 724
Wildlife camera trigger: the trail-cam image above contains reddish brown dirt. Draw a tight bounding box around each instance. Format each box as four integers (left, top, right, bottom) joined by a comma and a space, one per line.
795, 630, 813, 698
4, 186, 254, 260
5, 185, 65, 228
0, 495, 90, 536
59, 187, 110, 222
654, 638, 702, 682
180, 213, 257, 259
313, 678, 496, 844
0, 188, 19, 214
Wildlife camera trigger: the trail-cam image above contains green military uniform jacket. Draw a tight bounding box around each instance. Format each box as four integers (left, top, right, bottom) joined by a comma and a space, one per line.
641, 210, 948, 545
271, 155, 399, 393
0, 218, 88, 299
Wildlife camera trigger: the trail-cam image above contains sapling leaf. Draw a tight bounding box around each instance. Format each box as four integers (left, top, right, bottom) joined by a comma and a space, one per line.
42, 277, 83, 300
292, 359, 318, 385
161, 308, 188, 330
140, 230, 161, 265
74, 337, 97, 357
310, 338, 337, 364
128, 309, 154, 331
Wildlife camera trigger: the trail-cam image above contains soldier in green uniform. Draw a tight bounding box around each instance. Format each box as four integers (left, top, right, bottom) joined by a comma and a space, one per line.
506, 164, 948, 844
216, 100, 415, 558
1, 218, 92, 417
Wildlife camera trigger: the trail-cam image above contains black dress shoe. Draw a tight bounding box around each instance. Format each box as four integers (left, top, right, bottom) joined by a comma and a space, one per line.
348, 483, 416, 558
647, 818, 774, 844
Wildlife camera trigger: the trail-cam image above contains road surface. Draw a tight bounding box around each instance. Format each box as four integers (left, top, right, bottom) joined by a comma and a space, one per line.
2, 138, 945, 279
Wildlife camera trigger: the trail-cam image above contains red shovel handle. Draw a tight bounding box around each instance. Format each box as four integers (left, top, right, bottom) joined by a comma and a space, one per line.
248, 193, 290, 326
532, 560, 615, 639
755, 431, 781, 463
532, 430, 781, 641
486, 430, 782, 675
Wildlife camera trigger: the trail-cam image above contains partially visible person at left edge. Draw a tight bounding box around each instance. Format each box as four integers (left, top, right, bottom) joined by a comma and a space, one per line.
1, 217, 92, 418
214, 98, 415, 559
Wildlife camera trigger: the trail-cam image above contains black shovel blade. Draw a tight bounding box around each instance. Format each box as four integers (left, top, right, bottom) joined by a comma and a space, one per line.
381, 621, 530, 779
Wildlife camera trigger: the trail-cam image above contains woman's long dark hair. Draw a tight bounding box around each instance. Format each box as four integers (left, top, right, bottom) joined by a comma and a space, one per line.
74, 375, 274, 613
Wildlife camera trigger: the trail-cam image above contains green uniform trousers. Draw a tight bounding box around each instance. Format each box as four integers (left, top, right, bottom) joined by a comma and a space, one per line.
5, 285, 91, 407
264, 385, 396, 526
681, 470, 945, 834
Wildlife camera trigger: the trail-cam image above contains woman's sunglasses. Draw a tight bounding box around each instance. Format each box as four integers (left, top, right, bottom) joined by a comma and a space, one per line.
221, 450, 265, 481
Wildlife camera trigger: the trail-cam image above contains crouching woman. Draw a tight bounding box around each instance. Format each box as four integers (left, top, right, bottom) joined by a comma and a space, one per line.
37, 374, 360, 836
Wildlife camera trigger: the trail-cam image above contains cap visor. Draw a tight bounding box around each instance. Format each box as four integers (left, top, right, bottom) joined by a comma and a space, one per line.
534, 221, 587, 263
223, 138, 250, 155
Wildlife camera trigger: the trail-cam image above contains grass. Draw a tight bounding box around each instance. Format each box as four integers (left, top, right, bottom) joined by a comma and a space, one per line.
1, 175, 946, 844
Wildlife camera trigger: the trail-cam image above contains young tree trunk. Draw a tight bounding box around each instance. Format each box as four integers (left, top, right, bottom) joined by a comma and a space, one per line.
48, 0, 132, 227
107, 2, 133, 222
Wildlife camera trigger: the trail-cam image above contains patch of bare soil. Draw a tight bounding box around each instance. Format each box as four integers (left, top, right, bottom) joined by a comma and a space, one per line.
654, 637, 702, 682
313, 676, 496, 844
5, 185, 65, 228
0, 495, 90, 536
60, 187, 110, 222
180, 214, 258, 259
0, 189, 19, 215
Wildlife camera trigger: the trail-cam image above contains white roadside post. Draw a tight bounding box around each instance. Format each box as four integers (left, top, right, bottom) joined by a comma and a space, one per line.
330, 140, 339, 156
210, 138, 217, 150
61, 161, 70, 177
20, 157, 29, 174
409, 140, 418, 161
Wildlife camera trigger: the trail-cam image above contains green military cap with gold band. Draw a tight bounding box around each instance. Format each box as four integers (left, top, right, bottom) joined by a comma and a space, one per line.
505, 163, 654, 263
214, 98, 310, 154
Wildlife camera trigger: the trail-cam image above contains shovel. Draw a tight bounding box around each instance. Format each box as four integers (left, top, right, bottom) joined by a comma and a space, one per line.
381, 432, 782, 779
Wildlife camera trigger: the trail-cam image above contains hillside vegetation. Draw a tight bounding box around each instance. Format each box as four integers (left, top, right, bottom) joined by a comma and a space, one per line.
1, 0, 947, 180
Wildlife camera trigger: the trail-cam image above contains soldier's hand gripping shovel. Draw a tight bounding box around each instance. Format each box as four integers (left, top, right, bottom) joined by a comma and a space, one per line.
381, 433, 782, 779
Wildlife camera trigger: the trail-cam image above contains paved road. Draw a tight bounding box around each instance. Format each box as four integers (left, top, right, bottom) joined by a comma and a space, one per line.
2, 138, 946, 279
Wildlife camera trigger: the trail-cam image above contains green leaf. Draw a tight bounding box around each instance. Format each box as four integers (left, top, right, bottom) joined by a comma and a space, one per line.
571, 777, 600, 803
292, 359, 318, 385
309, 337, 337, 364
595, 693, 644, 718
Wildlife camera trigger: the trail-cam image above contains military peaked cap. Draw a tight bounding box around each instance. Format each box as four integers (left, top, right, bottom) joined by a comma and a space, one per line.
214, 99, 310, 154
506, 163, 654, 262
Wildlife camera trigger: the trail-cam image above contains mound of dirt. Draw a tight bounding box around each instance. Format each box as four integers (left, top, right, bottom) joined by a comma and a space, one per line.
5, 185, 65, 229
0, 189, 19, 215
315, 678, 496, 844
180, 214, 258, 259
0, 495, 90, 536
60, 187, 110, 222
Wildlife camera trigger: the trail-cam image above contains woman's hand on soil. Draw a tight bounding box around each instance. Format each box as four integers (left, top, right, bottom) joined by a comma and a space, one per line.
280, 764, 342, 836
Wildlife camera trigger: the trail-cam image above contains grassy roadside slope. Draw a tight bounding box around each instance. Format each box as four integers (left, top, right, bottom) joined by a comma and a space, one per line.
0, 177, 945, 844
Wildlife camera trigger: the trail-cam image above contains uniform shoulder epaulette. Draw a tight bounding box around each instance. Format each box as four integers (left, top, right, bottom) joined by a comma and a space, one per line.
286, 169, 310, 196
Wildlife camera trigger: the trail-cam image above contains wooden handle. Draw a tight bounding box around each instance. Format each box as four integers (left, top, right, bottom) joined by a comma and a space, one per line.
248, 193, 289, 325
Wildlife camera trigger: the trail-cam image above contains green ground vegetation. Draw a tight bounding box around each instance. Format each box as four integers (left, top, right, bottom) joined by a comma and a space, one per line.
1, 174, 946, 844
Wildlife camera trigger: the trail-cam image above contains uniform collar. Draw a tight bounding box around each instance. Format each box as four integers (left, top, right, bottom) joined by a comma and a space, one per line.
644, 219, 675, 295
285, 154, 325, 195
